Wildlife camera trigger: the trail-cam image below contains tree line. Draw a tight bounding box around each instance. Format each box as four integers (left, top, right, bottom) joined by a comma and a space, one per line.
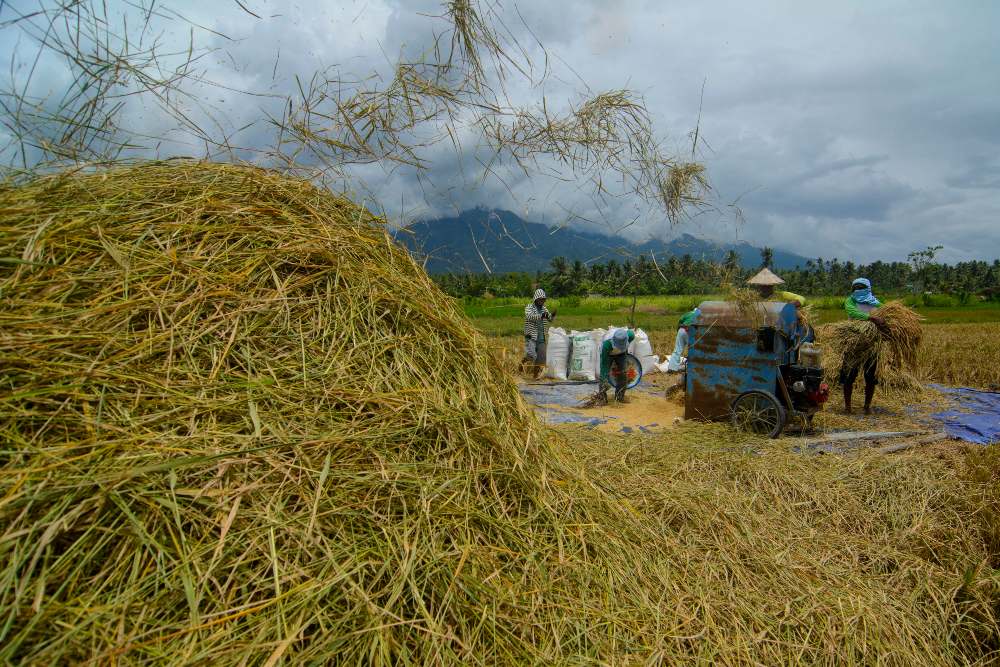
433, 246, 1000, 302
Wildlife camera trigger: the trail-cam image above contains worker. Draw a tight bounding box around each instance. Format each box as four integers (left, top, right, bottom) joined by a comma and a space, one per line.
746, 267, 806, 306
746, 267, 812, 344
666, 307, 700, 372
840, 278, 888, 415
521, 288, 556, 379
597, 327, 635, 404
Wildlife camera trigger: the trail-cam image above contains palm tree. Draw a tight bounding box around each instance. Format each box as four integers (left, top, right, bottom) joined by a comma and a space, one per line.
723, 249, 740, 279
760, 247, 774, 269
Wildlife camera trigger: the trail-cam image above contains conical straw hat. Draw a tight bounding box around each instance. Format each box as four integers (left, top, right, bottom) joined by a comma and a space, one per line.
746, 267, 785, 286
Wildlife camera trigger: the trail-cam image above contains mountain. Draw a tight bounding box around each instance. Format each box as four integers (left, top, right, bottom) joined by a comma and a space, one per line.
395, 208, 811, 274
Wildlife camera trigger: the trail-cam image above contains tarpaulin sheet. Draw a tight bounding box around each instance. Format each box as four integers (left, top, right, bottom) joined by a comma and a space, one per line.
929, 385, 1000, 445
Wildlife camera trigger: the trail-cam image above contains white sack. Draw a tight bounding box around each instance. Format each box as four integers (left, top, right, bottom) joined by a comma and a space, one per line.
569, 331, 597, 381
640, 354, 660, 375
544, 327, 570, 380
589, 328, 606, 377
630, 328, 654, 359
664, 355, 687, 373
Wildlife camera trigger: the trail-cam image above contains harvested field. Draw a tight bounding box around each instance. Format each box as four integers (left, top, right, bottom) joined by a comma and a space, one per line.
1, 162, 999, 664
919, 323, 1000, 390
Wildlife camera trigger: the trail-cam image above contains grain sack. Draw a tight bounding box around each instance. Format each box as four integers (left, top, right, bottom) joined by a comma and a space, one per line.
590, 328, 606, 375
630, 328, 654, 358
544, 327, 570, 380
640, 354, 660, 375
569, 331, 597, 381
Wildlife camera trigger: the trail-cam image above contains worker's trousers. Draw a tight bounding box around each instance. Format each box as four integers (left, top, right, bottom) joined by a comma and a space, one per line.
666, 327, 688, 372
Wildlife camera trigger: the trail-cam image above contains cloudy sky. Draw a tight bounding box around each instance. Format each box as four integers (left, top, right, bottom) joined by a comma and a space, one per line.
4, 0, 999, 263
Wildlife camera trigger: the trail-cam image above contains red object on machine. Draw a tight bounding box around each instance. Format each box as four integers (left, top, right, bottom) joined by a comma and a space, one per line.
808, 382, 830, 405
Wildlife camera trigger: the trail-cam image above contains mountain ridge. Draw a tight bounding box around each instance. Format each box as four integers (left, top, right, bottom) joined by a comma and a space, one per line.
395, 208, 811, 274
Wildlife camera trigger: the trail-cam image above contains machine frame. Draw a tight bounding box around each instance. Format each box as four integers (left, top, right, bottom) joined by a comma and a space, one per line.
684, 301, 828, 437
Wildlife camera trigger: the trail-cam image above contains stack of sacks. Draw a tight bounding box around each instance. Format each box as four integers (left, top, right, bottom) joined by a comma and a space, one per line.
548, 326, 661, 383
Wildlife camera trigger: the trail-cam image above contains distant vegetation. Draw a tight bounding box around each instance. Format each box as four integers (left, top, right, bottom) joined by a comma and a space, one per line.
435, 245, 1000, 303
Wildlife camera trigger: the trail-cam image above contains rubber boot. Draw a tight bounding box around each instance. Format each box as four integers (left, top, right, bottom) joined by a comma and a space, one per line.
863, 382, 876, 415
843, 383, 853, 415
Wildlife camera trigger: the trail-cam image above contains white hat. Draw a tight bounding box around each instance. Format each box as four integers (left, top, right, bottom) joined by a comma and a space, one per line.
533, 288, 547, 300
746, 268, 785, 286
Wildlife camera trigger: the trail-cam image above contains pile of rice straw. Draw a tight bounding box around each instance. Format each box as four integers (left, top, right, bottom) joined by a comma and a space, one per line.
819, 301, 924, 394
2, 163, 995, 664
0, 162, 556, 662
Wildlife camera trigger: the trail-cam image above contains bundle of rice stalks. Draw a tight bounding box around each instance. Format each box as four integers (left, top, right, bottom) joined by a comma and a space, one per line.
797, 302, 817, 328
819, 301, 924, 394
874, 300, 924, 369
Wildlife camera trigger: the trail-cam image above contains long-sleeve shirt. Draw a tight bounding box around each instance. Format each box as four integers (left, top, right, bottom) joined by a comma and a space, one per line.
844, 296, 878, 320
523, 303, 552, 341
599, 329, 636, 382
776, 290, 806, 306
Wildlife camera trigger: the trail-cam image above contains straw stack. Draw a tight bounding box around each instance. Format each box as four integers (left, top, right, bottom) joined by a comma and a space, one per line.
0, 161, 554, 662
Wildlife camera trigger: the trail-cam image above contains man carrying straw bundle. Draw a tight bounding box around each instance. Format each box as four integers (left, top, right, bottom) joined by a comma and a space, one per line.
521, 288, 556, 379
840, 278, 889, 414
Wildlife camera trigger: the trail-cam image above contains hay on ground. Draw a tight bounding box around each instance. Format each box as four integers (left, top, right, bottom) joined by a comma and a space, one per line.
1, 163, 996, 664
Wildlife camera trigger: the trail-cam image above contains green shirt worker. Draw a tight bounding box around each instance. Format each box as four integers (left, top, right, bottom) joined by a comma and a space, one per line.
598, 328, 635, 403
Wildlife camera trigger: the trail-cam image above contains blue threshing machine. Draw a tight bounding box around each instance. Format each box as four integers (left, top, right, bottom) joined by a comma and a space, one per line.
684, 301, 829, 437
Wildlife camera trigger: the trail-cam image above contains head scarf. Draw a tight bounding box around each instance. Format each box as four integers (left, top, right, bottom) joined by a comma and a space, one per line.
533, 288, 546, 301
850, 278, 880, 306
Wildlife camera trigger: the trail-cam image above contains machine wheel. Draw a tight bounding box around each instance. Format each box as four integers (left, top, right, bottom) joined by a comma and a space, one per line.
731, 390, 786, 438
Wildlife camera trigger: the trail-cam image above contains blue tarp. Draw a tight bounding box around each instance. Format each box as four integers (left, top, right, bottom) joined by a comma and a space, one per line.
518, 381, 663, 432
929, 385, 1000, 445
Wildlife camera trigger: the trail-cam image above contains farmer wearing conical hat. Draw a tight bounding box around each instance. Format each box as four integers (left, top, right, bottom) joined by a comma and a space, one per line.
746, 267, 806, 306
840, 278, 888, 415
596, 327, 636, 404
521, 288, 556, 379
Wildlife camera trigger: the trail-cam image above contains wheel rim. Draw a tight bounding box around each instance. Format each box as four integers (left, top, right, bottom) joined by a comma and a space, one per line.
733, 394, 780, 435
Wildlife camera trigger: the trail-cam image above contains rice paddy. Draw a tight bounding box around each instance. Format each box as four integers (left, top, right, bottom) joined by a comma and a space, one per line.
1, 162, 999, 664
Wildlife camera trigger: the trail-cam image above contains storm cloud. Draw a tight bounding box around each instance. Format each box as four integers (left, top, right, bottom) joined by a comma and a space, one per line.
2, 0, 998, 263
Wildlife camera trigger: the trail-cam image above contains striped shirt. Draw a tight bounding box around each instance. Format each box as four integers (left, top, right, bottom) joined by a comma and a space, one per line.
523, 303, 551, 341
